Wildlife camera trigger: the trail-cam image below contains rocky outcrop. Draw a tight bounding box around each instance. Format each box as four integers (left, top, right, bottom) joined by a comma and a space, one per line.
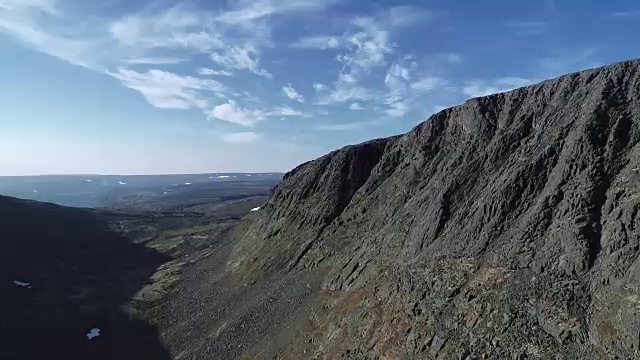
231, 59, 640, 359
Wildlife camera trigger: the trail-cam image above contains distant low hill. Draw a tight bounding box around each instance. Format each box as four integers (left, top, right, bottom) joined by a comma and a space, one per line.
0, 173, 282, 209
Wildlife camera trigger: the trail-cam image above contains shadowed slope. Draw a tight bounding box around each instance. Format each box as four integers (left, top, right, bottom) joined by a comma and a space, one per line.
0, 196, 171, 360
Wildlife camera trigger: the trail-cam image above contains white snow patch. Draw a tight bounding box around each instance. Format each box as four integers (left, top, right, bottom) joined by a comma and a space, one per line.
82, 179, 92, 183
250, 207, 260, 212
14, 280, 30, 287
245, 174, 252, 177
86, 328, 101, 340
32, 189, 38, 193
216, 176, 230, 179
184, 182, 192, 185
118, 181, 127, 185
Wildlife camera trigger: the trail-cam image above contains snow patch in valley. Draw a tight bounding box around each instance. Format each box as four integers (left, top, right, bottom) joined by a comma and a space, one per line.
250, 207, 260, 212
184, 182, 192, 185
14, 280, 30, 287
86, 328, 100, 340
118, 181, 127, 185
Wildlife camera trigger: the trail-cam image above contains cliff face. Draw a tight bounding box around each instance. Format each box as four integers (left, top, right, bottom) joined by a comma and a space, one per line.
231, 60, 640, 359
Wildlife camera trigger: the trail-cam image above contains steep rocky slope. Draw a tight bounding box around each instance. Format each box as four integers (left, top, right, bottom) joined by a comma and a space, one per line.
230, 59, 640, 359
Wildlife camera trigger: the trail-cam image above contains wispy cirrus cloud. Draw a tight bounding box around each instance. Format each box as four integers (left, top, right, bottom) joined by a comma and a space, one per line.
290, 35, 341, 49
208, 103, 304, 126
411, 76, 442, 91
197, 68, 233, 76
108, 7, 224, 51
124, 57, 185, 65
383, 62, 413, 117
214, 0, 340, 25
316, 84, 374, 105
292, 5, 433, 108
109, 68, 226, 109
209, 44, 272, 78
282, 84, 305, 102
0, 1, 325, 128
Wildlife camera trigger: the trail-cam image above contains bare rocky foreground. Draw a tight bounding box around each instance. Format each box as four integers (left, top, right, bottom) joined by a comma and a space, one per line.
4, 59, 640, 359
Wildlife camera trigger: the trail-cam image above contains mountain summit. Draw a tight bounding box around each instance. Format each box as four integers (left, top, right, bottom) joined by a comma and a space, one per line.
230, 59, 640, 359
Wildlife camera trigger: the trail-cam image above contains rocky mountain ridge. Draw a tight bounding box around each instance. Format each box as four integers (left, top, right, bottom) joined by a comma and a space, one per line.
230, 59, 640, 359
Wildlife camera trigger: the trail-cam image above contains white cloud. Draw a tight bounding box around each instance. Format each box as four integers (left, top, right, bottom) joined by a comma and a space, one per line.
0, 0, 447, 133
282, 84, 305, 102
109, 68, 225, 109
265, 107, 303, 116
313, 83, 327, 92
223, 132, 260, 143
210, 45, 272, 78
319, 84, 374, 104
209, 104, 304, 126
382, 62, 413, 116
349, 102, 364, 110
109, 7, 224, 51
215, 0, 340, 25
386, 63, 411, 82
197, 68, 233, 76
308, 8, 429, 107
291, 35, 341, 49
124, 57, 185, 65
0, 2, 99, 69
411, 76, 442, 91
343, 17, 392, 70
209, 103, 263, 126
386, 101, 409, 117
338, 72, 357, 84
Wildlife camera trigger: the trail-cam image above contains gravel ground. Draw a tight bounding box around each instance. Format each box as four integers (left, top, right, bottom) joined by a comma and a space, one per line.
145, 229, 318, 359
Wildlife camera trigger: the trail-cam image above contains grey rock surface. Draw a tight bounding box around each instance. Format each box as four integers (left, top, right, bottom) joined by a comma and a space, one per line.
230, 59, 640, 359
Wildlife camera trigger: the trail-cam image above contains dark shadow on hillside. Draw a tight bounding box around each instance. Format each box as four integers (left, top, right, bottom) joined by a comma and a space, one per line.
0, 196, 172, 360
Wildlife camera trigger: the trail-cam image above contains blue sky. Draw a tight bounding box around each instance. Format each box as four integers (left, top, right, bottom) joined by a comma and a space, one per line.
1, 0, 639, 175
